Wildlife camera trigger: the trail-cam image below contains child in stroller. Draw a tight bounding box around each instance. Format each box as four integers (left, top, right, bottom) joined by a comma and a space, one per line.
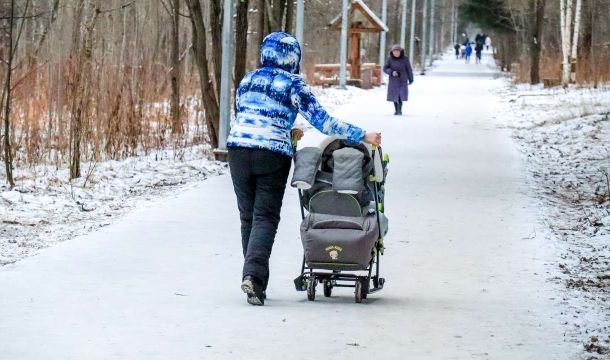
291, 138, 389, 303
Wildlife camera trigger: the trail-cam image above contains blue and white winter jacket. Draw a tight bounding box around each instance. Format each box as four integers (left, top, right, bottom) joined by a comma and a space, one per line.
226, 32, 365, 157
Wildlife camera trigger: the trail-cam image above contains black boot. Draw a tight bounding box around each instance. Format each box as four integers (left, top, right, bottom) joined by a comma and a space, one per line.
397, 100, 403, 115
393, 102, 399, 115
242, 275, 265, 306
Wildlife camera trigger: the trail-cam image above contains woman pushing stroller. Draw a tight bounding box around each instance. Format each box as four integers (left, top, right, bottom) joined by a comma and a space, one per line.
226, 32, 381, 306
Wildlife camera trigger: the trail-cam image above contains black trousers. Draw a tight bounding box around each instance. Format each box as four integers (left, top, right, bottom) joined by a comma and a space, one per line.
228, 147, 292, 289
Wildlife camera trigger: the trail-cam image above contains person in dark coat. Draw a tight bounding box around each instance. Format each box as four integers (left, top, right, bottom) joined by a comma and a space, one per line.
475, 43, 483, 64
454, 43, 460, 59
383, 45, 414, 116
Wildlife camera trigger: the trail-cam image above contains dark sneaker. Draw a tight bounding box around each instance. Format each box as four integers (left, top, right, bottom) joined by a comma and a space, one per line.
241, 276, 265, 306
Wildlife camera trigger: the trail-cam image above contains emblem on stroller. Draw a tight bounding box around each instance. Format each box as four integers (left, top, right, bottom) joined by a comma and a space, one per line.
291, 139, 389, 303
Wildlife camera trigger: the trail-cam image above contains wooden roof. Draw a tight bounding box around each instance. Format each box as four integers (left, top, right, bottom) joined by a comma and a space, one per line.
329, 0, 389, 33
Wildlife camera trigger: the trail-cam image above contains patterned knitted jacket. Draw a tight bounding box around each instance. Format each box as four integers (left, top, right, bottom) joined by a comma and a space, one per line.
226, 32, 365, 157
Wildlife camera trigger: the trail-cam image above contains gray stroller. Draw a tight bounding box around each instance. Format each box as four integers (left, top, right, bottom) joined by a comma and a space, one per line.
291, 139, 389, 303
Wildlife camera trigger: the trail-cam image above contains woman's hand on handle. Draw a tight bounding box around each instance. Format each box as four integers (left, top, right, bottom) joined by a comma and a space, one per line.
291, 128, 304, 141
363, 132, 382, 146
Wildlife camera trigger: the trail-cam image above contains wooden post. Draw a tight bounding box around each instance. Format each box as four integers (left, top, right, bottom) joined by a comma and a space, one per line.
349, 32, 361, 79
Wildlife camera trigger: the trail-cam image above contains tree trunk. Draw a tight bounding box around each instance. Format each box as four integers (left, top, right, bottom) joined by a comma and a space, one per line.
2, 0, 16, 187
500, 34, 509, 71
560, 0, 573, 87
530, 0, 545, 84
210, 0, 223, 102
256, 0, 266, 67
570, 0, 582, 82
69, 0, 101, 180
185, 0, 220, 148
234, 0, 250, 105
267, 0, 285, 32
508, 31, 518, 72
29, 0, 60, 65
420, 0, 428, 73
428, 0, 435, 66
170, 0, 182, 134
284, 0, 294, 34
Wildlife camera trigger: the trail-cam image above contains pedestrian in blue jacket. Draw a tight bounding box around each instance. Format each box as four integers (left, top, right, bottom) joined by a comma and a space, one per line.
465, 43, 473, 64
227, 32, 381, 306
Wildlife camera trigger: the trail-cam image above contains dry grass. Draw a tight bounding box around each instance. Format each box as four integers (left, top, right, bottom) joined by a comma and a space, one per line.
512, 53, 610, 87
2, 58, 204, 169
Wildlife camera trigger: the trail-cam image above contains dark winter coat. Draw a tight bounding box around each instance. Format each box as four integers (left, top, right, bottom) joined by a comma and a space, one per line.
383, 45, 414, 102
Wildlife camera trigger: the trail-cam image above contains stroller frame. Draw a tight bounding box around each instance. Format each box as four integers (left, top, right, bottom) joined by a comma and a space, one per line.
293, 145, 387, 303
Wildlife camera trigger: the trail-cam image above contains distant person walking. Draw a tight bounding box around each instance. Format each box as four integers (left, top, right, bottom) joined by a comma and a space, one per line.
464, 43, 473, 64
454, 44, 461, 59
475, 33, 484, 47
475, 43, 483, 64
383, 44, 414, 116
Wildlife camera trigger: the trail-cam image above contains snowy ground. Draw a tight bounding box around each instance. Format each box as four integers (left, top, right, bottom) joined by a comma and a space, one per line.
0, 146, 227, 266
495, 83, 610, 357
0, 87, 358, 267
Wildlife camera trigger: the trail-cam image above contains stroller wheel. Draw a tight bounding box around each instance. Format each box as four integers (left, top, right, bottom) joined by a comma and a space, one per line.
361, 279, 369, 299
323, 280, 332, 297
307, 277, 316, 301
354, 281, 363, 303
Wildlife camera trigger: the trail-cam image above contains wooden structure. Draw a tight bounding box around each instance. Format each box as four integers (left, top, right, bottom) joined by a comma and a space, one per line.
312, 63, 382, 88
328, 0, 388, 82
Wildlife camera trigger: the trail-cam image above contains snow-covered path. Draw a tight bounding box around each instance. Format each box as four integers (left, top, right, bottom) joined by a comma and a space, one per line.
0, 53, 578, 359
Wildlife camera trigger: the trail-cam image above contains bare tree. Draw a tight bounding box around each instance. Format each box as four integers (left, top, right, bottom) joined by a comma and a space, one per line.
570, 0, 582, 82
256, 0, 267, 66
266, 0, 292, 33
560, 0, 582, 87
529, 0, 545, 84
170, 0, 182, 134
234, 0, 250, 102
266, 0, 284, 32
68, 0, 101, 179
1, 0, 19, 187
210, 0, 222, 101
285, 0, 294, 34
185, 0, 220, 148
